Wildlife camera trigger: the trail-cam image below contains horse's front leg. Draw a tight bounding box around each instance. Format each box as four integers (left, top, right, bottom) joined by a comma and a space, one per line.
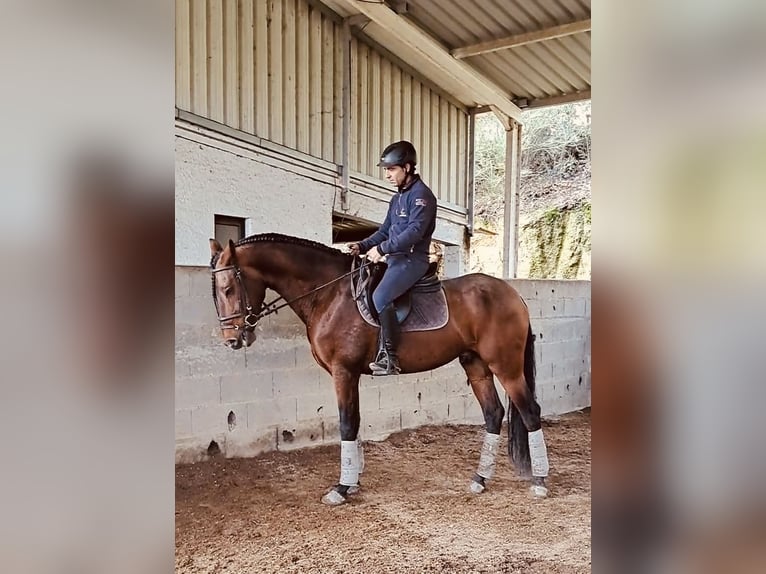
321, 368, 363, 506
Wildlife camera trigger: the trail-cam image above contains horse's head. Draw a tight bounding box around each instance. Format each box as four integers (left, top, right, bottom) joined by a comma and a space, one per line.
209, 238, 264, 349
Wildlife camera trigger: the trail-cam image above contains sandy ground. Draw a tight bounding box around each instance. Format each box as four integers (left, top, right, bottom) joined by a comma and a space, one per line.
176, 410, 591, 573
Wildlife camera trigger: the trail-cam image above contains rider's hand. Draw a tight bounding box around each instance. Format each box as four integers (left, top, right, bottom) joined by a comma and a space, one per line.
366, 246, 384, 263
347, 243, 361, 256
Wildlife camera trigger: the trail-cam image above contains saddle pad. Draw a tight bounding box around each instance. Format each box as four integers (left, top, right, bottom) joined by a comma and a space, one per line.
356, 287, 449, 332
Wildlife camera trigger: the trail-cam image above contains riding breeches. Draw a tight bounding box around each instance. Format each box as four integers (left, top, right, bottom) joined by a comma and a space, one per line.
372, 255, 430, 313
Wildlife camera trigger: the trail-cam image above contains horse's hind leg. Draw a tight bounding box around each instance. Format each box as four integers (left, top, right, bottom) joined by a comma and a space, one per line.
488, 360, 550, 498
459, 352, 505, 494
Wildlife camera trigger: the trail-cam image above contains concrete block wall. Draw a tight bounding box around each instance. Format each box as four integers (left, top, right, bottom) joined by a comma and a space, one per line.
176, 266, 590, 462
511, 279, 591, 416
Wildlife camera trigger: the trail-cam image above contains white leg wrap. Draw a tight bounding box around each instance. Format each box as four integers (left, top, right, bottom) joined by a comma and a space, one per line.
476, 432, 501, 479
357, 437, 365, 475
339, 440, 360, 486
528, 429, 549, 477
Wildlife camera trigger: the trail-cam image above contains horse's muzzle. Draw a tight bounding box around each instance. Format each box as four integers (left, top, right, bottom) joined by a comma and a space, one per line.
225, 337, 243, 350
225, 330, 256, 350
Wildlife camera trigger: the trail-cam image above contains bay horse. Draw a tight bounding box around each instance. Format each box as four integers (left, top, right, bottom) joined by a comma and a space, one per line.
209, 233, 549, 505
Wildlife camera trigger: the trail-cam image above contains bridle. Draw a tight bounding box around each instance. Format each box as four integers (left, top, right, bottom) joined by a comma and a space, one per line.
211, 258, 372, 335
210, 265, 261, 333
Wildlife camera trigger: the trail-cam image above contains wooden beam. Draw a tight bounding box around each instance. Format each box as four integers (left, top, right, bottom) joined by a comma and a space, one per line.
470, 105, 492, 115
513, 122, 522, 277
347, 14, 370, 28
340, 18, 352, 211
502, 119, 521, 279
478, 89, 591, 115
388, 0, 409, 15
453, 19, 591, 59
331, 0, 523, 120
489, 105, 511, 131
518, 89, 591, 109
466, 109, 476, 236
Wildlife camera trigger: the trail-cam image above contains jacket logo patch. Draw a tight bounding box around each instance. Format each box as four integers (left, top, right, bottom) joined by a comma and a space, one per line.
415, 198, 427, 207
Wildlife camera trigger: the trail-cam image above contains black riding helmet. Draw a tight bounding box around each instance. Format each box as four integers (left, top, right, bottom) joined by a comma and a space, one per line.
377, 140, 417, 173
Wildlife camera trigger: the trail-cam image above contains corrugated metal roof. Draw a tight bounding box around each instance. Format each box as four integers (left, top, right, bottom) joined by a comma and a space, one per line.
321, 0, 590, 110
404, 0, 590, 106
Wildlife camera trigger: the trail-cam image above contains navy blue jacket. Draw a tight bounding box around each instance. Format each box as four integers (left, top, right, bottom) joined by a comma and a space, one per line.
358, 175, 437, 264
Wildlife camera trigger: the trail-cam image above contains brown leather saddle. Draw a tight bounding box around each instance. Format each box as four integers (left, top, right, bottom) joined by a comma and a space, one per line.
351, 258, 448, 331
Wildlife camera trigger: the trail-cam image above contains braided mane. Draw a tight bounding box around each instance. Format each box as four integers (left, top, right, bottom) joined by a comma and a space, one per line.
211, 233, 351, 293
235, 233, 347, 258
210, 233, 351, 270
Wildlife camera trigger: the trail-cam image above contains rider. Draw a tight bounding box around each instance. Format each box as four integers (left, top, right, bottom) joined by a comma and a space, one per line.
348, 141, 437, 376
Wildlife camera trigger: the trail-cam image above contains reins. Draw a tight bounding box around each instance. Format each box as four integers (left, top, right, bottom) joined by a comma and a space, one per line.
254, 258, 372, 324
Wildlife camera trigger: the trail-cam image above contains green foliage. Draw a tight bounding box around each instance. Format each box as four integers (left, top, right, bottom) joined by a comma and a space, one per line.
473, 114, 507, 227
471, 101, 591, 279
473, 101, 591, 227
472, 121, 501, 226
520, 102, 591, 181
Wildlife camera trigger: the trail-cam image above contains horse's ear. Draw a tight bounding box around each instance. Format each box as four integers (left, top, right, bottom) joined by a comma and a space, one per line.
209, 238, 223, 256
227, 239, 238, 262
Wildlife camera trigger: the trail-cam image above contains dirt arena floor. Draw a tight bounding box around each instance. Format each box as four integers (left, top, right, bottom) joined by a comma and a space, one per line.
176, 409, 590, 573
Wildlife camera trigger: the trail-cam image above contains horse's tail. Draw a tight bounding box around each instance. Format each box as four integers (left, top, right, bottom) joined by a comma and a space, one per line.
508, 322, 536, 476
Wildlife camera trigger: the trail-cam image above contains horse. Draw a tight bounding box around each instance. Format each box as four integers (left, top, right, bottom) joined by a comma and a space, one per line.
209, 233, 550, 505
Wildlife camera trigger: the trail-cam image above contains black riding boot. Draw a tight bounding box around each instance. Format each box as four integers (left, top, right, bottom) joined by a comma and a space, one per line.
370, 305, 401, 376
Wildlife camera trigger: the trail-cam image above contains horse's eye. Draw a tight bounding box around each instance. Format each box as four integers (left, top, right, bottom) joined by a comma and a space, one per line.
224, 286, 233, 297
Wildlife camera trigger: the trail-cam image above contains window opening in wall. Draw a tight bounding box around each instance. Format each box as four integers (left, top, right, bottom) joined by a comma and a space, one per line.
215, 215, 245, 245
331, 214, 379, 244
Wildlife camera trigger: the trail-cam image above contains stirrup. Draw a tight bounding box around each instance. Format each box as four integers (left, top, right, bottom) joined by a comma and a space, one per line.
370, 353, 400, 376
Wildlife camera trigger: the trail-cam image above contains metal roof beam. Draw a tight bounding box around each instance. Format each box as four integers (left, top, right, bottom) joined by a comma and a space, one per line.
328, 0, 523, 120
516, 89, 591, 110
452, 19, 591, 59
474, 88, 591, 115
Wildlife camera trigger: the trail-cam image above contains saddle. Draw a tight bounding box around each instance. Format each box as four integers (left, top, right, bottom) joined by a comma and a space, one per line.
351, 258, 449, 332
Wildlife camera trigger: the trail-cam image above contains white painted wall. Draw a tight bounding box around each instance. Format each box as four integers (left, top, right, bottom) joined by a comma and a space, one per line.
175, 119, 469, 266
175, 136, 335, 266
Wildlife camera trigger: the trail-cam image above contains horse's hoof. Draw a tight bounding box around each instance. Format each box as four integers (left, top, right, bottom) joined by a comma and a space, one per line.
530, 484, 548, 498
469, 480, 486, 494
321, 489, 347, 506
347, 484, 361, 495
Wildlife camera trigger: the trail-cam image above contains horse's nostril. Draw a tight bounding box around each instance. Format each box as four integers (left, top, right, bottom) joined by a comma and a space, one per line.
226, 338, 242, 349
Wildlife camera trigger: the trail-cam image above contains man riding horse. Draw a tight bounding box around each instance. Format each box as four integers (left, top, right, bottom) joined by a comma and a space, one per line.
210, 142, 550, 505
348, 140, 437, 376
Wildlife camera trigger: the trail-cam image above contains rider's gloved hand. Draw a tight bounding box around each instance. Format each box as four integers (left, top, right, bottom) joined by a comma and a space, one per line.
365, 246, 384, 263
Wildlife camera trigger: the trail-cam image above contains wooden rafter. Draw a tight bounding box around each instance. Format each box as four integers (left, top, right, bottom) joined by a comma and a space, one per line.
452, 19, 591, 59
516, 89, 591, 109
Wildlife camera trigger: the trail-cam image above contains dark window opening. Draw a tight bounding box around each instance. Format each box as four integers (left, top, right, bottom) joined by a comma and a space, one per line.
332, 214, 379, 244
215, 214, 245, 246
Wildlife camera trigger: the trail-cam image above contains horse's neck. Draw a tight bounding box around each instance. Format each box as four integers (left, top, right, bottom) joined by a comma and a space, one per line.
245, 244, 344, 325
